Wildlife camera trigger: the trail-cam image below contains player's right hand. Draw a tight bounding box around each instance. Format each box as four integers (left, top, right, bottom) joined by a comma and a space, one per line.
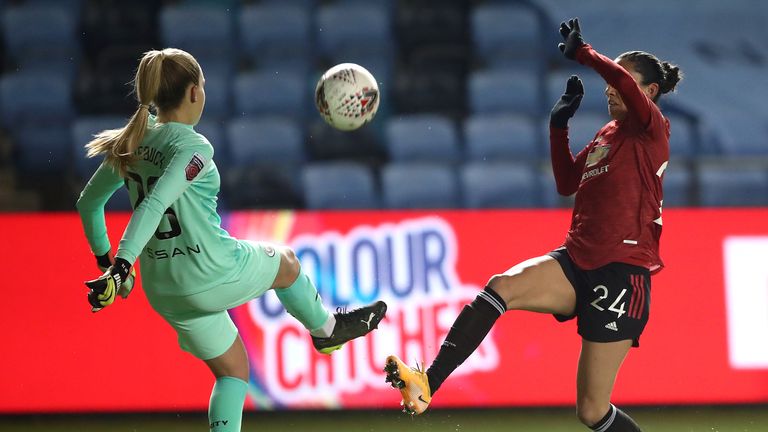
86, 258, 131, 313
558, 17, 585, 60
550, 75, 584, 129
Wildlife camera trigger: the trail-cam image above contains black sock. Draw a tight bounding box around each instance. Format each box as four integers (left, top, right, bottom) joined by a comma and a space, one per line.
426, 286, 506, 395
591, 404, 642, 432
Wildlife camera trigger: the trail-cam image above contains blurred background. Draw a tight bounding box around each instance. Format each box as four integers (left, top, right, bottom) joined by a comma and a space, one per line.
1, 0, 768, 431
0, 0, 767, 211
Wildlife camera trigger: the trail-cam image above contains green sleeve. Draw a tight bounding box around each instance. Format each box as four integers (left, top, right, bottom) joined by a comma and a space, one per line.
115, 140, 213, 264
76, 162, 124, 256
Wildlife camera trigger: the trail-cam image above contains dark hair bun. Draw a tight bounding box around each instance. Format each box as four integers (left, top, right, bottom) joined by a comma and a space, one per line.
660, 62, 682, 94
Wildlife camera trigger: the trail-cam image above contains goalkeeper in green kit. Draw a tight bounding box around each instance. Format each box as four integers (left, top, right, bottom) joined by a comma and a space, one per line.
77, 48, 387, 432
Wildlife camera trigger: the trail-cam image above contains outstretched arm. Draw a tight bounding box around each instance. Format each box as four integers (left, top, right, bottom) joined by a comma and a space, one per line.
559, 18, 654, 128
549, 75, 587, 196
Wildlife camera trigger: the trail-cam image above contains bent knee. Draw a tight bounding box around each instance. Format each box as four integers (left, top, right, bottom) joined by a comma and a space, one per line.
272, 247, 301, 289
576, 400, 611, 427
486, 273, 518, 306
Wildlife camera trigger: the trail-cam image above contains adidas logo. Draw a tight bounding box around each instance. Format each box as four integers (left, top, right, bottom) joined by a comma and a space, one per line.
604, 321, 618, 331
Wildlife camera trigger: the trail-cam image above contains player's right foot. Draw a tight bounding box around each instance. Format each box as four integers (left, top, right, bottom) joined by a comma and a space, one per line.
312, 300, 387, 354
384, 355, 431, 415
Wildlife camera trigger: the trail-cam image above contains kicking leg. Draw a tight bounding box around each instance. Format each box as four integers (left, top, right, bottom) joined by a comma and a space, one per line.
272, 246, 387, 354
205, 335, 249, 432
576, 339, 641, 431
385, 255, 575, 414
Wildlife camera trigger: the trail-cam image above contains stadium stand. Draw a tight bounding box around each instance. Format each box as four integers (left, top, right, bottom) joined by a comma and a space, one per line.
381, 162, 460, 209
302, 161, 378, 209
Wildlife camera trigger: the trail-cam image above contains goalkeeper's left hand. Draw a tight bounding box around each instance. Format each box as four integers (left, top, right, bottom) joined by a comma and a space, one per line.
86, 257, 132, 313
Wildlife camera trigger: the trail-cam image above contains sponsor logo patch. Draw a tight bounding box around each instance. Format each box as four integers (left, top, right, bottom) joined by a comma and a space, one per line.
185, 153, 205, 181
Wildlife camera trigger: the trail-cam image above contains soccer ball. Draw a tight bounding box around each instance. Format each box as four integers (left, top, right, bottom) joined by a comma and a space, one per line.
315, 63, 380, 131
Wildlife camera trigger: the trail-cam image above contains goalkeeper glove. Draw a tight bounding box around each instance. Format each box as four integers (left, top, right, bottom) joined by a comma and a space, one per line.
86, 257, 132, 313
550, 75, 584, 129
558, 18, 585, 60
95, 252, 136, 300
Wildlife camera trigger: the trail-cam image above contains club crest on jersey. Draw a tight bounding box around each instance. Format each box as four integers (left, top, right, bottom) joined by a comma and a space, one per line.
585, 144, 611, 168
185, 153, 205, 181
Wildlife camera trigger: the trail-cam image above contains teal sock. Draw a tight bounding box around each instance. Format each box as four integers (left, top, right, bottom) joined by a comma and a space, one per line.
275, 268, 331, 334
208, 376, 247, 432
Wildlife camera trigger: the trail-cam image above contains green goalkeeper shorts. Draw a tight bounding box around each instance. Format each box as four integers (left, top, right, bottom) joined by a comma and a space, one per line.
145, 240, 282, 360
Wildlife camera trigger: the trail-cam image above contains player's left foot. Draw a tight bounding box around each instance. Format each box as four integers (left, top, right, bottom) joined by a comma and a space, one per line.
312, 300, 387, 354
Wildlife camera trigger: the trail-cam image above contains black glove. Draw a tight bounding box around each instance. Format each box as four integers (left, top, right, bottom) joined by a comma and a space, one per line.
86, 257, 131, 312
550, 75, 584, 129
558, 18, 585, 60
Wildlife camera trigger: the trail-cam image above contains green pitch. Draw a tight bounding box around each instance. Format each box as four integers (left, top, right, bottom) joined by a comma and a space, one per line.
2, 406, 767, 431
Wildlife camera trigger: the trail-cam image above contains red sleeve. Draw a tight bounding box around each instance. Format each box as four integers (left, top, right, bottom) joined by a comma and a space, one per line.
575, 44, 654, 130
549, 126, 588, 196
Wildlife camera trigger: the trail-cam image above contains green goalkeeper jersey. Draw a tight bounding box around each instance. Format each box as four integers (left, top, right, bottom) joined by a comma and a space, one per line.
77, 116, 241, 296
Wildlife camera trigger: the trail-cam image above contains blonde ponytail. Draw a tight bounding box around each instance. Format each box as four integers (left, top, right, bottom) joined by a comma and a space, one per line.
85, 49, 201, 176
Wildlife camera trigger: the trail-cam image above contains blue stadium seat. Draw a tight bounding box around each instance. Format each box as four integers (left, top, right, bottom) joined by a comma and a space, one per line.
547, 70, 608, 113
381, 163, 459, 209
662, 163, 694, 207
468, 69, 540, 115
239, 4, 311, 71
464, 114, 540, 162
0, 72, 73, 125
222, 165, 303, 210
385, 115, 460, 163
226, 117, 305, 166
460, 162, 539, 208
195, 120, 227, 167
2, 5, 78, 56
14, 123, 71, 174
471, 3, 543, 70
316, 4, 392, 60
538, 168, 566, 208
160, 5, 233, 53
200, 67, 231, 120
665, 113, 695, 158
233, 71, 306, 118
71, 116, 127, 180
460, 162, 540, 209
697, 163, 768, 207
558, 112, 610, 150
302, 162, 378, 209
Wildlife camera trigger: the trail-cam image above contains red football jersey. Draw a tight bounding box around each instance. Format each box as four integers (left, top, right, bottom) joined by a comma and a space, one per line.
550, 45, 670, 273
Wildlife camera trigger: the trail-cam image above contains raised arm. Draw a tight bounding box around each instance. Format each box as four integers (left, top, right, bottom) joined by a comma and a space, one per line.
558, 18, 654, 128
549, 75, 588, 196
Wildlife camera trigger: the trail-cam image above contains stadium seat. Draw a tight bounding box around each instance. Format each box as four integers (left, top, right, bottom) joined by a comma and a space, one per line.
71, 116, 127, 180
468, 69, 541, 115
194, 120, 227, 167
460, 162, 539, 208
697, 163, 768, 207
316, 4, 393, 60
0, 72, 73, 125
14, 123, 71, 174
199, 67, 231, 120
547, 70, 608, 113
464, 114, 540, 162
471, 3, 543, 70
558, 112, 610, 150
307, 120, 385, 164
538, 168, 567, 208
226, 117, 305, 166
159, 5, 233, 53
384, 115, 461, 163
381, 163, 459, 209
222, 164, 303, 210
239, 4, 311, 71
665, 113, 696, 158
302, 162, 378, 209
662, 163, 694, 207
2, 5, 78, 57
233, 71, 306, 118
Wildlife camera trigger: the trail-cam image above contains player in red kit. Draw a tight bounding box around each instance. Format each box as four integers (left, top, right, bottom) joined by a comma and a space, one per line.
384, 18, 682, 432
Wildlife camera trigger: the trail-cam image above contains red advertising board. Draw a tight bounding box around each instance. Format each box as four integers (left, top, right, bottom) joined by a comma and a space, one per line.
1, 209, 767, 412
